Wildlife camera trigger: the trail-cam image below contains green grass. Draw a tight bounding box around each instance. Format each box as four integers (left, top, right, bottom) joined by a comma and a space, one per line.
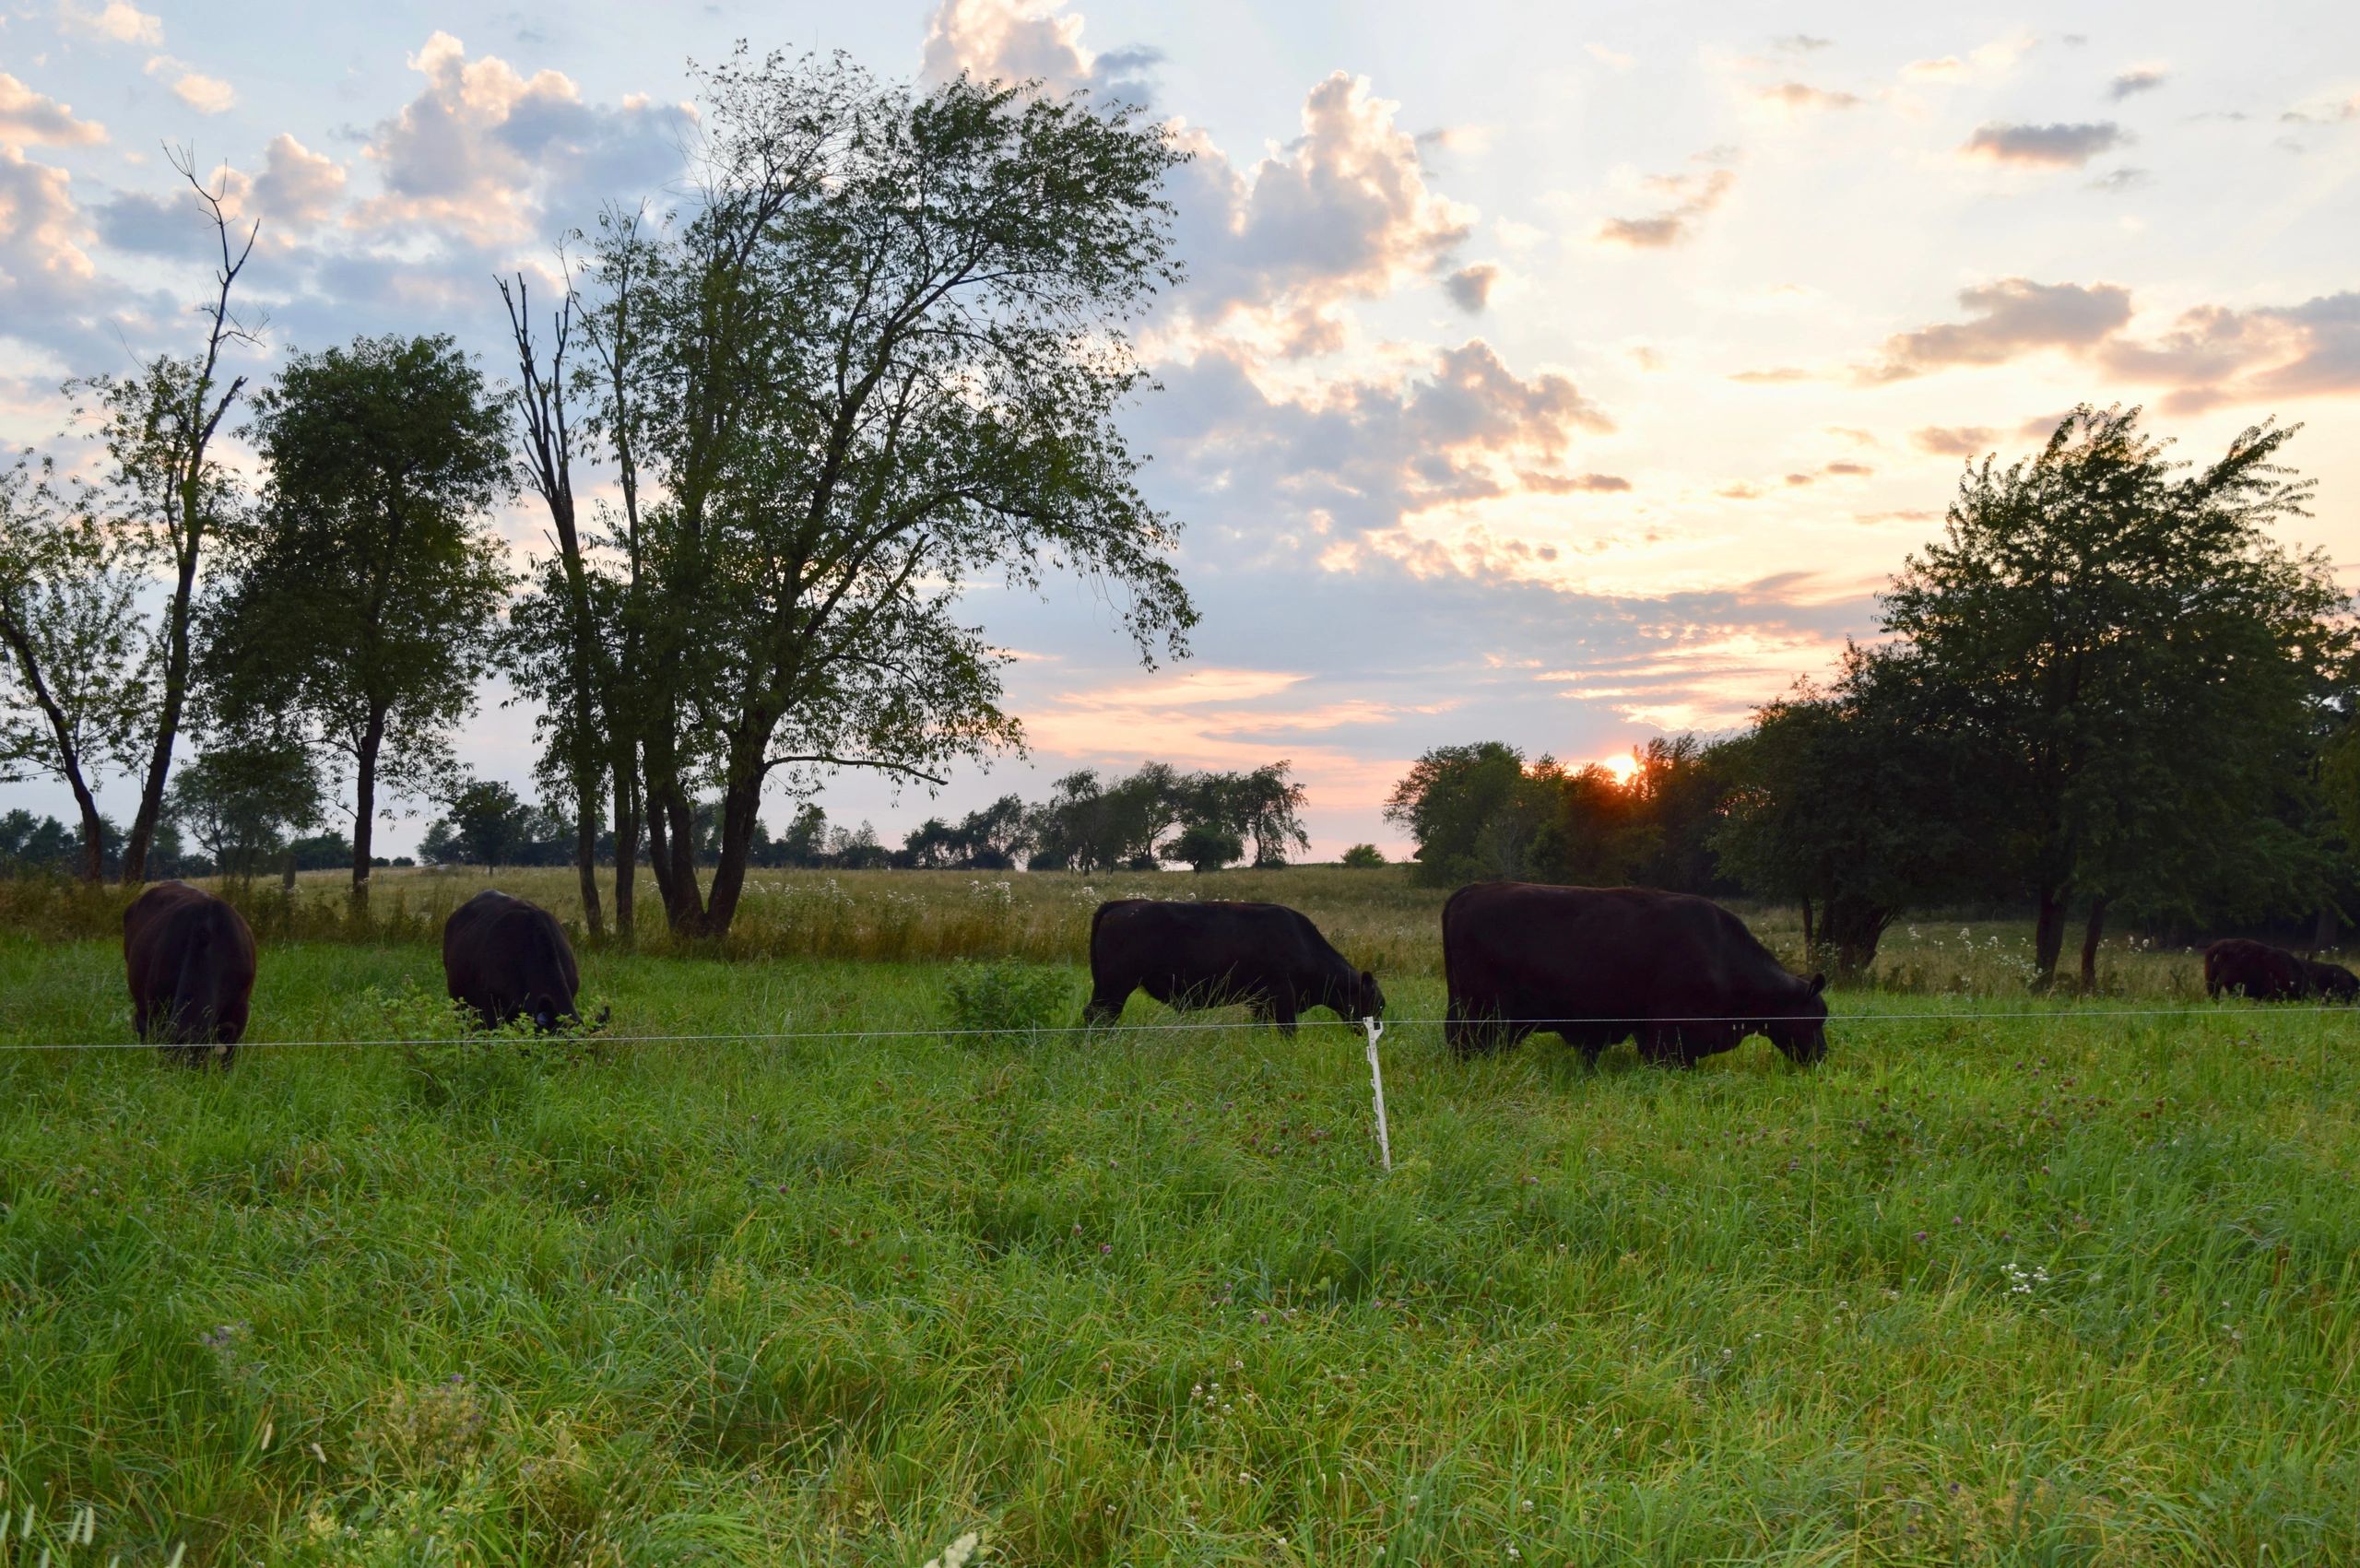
3, 927, 2358, 1564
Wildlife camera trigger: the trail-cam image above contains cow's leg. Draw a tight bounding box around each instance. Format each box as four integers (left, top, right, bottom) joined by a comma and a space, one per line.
1080, 982, 1129, 1028
1268, 992, 1299, 1036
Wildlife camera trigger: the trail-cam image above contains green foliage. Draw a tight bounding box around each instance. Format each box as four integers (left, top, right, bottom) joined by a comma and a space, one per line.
1162, 821, 1245, 873
204, 333, 514, 899
570, 49, 1197, 937
1715, 648, 1989, 980
167, 734, 324, 878
1882, 404, 2352, 983
0, 449, 155, 879
940, 955, 1073, 1037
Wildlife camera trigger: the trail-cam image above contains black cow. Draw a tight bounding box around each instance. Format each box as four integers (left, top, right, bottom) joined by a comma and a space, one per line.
1444, 882, 1827, 1066
2301, 957, 2359, 1002
442, 890, 586, 1031
2203, 938, 2309, 1002
1083, 898, 1383, 1033
124, 881, 257, 1065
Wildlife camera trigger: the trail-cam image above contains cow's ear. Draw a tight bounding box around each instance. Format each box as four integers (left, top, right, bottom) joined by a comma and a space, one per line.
1808, 973, 1826, 996
1361, 969, 1375, 988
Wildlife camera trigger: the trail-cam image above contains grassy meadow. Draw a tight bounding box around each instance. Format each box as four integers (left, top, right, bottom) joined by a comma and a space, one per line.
2, 867, 2357, 1562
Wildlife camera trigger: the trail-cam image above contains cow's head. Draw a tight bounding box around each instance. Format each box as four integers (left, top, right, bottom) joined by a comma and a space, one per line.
1764, 972, 1828, 1064
1344, 968, 1385, 1023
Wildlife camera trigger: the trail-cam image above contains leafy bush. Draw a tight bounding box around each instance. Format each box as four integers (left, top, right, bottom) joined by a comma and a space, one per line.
1340, 843, 1386, 868
941, 957, 1072, 1040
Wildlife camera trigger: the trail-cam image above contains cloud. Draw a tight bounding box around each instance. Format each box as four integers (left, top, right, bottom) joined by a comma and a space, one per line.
2089, 166, 2148, 193
1517, 471, 1632, 494
1729, 366, 1812, 383
920, 0, 1158, 105
1596, 166, 1733, 248
55, 0, 160, 45
1856, 509, 1939, 525
1586, 43, 1634, 71
1444, 262, 1496, 312
0, 144, 168, 363
2279, 94, 2359, 126
1773, 34, 1835, 53
350, 31, 694, 242
1862, 277, 2132, 381
1962, 121, 2129, 167
1822, 460, 1872, 477
1903, 56, 1969, 81
253, 133, 347, 230
2107, 65, 2167, 100
1758, 82, 1861, 111
1164, 70, 1476, 340
1911, 425, 1998, 456
165, 68, 237, 115
0, 72, 108, 147
2095, 292, 2360, 411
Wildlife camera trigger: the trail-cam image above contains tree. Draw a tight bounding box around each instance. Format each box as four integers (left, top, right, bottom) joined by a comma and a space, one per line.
1340, 843, 1386, 868
1715, 651, 1987, 979
166, 736, 324, 878
0, 453, 152, 881
436, 779, 540, 874
1162, 821, 1244, 873
499, 270, 631, 938
204, 335, 513, 911
574, 48, 1194, 937
1383, 742, 1557, 886
1882, 405, 2349, 988
73, 149, 261, 886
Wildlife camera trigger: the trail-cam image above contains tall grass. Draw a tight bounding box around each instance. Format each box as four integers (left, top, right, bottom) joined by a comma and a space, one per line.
0, 864, 2260, 996
2, 936, 2357, 1562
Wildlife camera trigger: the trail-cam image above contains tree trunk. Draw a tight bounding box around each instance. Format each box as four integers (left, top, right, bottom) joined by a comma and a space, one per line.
1799, 897, 1815, 961
350, 706, 386, 914
573, 778, 603, 937
2078, 895, 2109, 995
2032, 887, 2070, 991
121, 525, 201, 888
699, 762, 766, 938
611, 759, 640, 948
281, 847, 297, 893
2313, 904, 2339, 952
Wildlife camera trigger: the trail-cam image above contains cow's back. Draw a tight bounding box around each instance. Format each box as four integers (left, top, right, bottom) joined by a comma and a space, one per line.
443, 890, 578, 1024
124, 881, 257, 1048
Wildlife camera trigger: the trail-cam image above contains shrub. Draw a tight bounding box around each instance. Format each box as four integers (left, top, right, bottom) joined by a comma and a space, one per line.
1339, 843, 1386, 868
941, 957, 1073, 1040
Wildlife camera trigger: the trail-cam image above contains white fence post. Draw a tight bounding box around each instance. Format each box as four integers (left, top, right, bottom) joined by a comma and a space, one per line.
1362, 1016, 1392, 1173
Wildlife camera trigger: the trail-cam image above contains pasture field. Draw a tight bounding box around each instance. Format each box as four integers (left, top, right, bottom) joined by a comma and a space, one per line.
2, 879, 2357, 1563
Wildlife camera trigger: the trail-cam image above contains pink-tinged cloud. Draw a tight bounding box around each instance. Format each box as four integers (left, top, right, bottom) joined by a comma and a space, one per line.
1962, 121, 2128, 167
0, 73, 108, 147
1597, 167, 1734, 248
55, 0, 161, 46
1861, 277, 2132, 381
1911, 425, 1998, 456
1759, 82, 1861, 111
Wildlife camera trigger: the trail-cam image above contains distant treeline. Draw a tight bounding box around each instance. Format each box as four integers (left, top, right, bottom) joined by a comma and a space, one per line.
408, 761, 1311, 876
1385, 407, 2360, 992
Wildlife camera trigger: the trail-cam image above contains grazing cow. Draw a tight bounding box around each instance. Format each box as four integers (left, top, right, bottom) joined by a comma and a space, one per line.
123, 881, 257, 1065
2301, 957, 2359, 1003
1083, 898, 1383, 1033
442, 890, 585, 1031
1444, 882, 1827, 1067
2203, 938, 2310, 1002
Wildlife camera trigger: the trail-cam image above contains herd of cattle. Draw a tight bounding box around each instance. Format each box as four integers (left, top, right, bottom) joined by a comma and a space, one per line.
120, 878, 2352, 1067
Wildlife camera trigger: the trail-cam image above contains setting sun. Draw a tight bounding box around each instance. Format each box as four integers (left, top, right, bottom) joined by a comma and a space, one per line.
1599, 751, 1643, 786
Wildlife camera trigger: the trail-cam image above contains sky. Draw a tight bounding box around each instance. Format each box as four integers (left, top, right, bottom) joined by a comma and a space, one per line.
3, 0, 2356, 858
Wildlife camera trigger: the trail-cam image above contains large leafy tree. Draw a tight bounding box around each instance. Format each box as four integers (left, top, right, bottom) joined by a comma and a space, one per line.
1882, 405, 2349, 987
0, 453, 152, 881
574, 48, 1195, 937
203, 335, 513, 909
1382, 742, 1559, 886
